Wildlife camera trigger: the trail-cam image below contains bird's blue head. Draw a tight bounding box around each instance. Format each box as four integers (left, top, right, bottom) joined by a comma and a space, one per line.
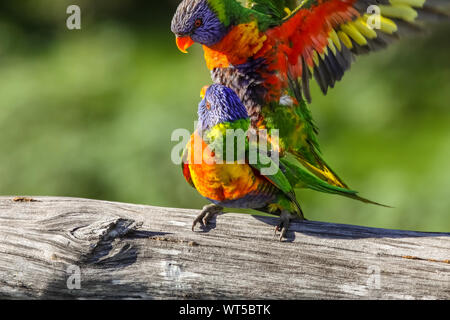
198, 84, 249, 131
171, 0, 229, 52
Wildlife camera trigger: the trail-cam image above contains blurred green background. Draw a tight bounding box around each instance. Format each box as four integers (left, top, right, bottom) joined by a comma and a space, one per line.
0, 0, 448, 232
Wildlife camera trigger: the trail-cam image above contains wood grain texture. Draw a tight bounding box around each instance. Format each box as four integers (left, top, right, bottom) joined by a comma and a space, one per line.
0, 196, 448, 299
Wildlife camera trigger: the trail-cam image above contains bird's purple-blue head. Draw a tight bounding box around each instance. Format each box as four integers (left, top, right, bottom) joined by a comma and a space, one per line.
171, 0, 229, 52
198, 84, 249, 131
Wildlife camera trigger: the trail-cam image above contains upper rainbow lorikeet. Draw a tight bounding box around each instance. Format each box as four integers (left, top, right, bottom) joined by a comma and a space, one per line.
183, 84, 385, 240
172, 0, 447, 104
171, 0, 448, 190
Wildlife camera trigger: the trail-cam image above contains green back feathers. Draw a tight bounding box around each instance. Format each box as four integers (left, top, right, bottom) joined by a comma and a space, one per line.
207, 0, 230, 26
207, 0, 279, 30
245, 0, 298, 20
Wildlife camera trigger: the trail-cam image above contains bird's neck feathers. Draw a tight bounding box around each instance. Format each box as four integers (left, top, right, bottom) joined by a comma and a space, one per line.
206, 0, 251, 26
199, 109, 250, 133
207, 0, 270, 28
203, 118, 250, 144
203, 20, 269, 69
209, 118, 250, 133
207, 0, 232, 27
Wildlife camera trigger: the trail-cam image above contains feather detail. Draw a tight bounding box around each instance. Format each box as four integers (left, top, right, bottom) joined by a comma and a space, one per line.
203, 21, 269, 70
259, 0, 447, 102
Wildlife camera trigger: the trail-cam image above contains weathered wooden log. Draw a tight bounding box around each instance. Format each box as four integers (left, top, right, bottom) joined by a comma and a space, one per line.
0, 196, 448, 299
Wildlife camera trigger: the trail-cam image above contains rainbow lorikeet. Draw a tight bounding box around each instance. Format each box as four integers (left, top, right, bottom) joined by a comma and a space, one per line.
183, 84, 385, 240
171, 0, 448, 189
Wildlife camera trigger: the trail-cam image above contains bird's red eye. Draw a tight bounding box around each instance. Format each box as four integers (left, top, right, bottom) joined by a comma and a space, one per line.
206, 102, 211, 110
195, 19, 203, 28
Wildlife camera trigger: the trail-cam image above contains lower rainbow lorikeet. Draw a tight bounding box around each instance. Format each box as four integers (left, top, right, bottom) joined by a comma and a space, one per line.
171, 0, 448, 190
183, 84, 386, 240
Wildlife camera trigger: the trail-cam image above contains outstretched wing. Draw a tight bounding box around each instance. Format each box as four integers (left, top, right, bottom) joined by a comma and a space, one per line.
266, 0, 449, 102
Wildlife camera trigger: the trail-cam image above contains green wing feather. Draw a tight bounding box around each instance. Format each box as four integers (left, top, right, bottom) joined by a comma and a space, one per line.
262, 92, 349, 188
245, 136, 388, 210
247, 140, 294, 195
246, 139, 304, 214
280, 155, 390, 207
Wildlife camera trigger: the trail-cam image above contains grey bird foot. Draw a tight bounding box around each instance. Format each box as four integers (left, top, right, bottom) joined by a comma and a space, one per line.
274, 211, 305, 241
192, 204, 223, 231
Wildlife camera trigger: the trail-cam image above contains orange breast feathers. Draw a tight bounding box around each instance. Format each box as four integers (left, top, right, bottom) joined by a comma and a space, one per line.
184, 132, 264, 202
203, 21, 271, 70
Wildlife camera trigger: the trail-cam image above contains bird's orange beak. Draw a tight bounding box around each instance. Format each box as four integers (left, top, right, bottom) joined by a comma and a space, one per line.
176, 36, 194, 54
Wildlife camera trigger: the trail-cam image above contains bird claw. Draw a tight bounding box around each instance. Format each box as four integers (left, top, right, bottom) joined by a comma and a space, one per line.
192, 204, 223, 231
279, 227, 287, 242
191, 217, 205, 232
274, 211, 297, 241
274, 225, 288, 242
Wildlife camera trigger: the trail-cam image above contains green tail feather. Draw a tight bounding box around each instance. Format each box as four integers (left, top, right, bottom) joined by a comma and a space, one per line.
280, 157, 391, 208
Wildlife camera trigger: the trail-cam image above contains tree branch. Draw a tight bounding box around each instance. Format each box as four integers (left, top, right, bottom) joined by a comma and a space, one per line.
0, 196, 448, 299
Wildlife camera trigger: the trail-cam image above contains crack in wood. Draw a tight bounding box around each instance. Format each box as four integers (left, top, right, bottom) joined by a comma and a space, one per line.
402, 256, 450, 264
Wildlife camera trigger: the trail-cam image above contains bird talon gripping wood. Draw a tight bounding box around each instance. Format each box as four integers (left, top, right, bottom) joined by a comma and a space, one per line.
192, 204, 223, 231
